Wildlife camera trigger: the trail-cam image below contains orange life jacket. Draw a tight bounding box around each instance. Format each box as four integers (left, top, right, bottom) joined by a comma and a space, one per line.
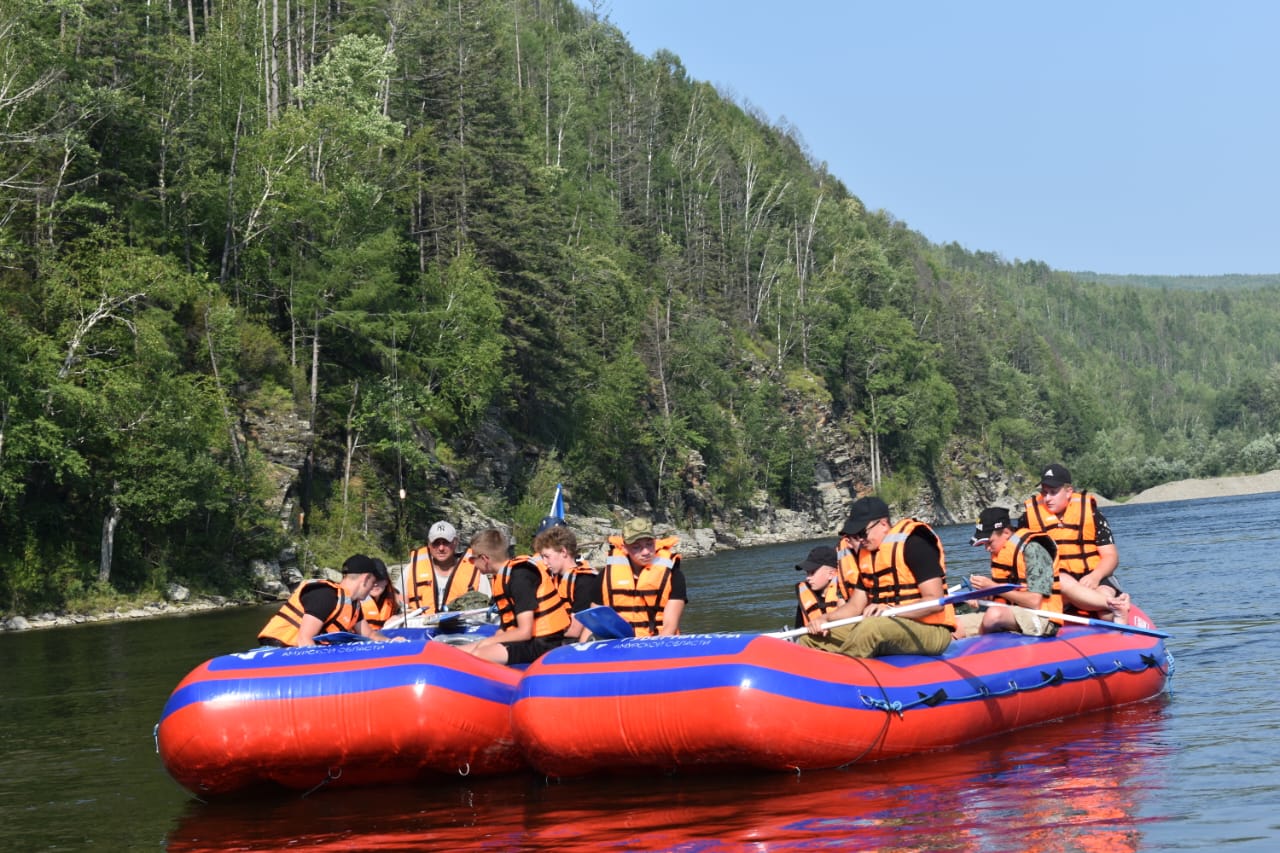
855, 519, 954, 629
1021, 491, 1101, 581
257, 579, 360, 646
403, 547, 482, 614
836, 534, 861, 599
556, 559, 598, 613
990, 530, 1063, 613
359, 588, 399, 630
796, 578, 842, 625
602, 535, 681, 637
490, 556, 572, 639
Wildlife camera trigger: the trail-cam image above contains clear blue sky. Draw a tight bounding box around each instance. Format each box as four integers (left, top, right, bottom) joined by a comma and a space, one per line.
600, 1, 1280, 276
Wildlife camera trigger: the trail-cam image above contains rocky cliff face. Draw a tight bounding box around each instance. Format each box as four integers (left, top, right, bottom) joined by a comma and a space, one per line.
241, 404, 314, 535
242, 378, 1033, 574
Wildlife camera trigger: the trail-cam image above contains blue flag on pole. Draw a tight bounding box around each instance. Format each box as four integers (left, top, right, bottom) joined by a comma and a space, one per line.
549, 483, 565, 519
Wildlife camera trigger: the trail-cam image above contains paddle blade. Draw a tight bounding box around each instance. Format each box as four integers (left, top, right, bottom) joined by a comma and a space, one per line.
313, 631, 366, 645
947, 582, 1021, 604
1106, 621, 1170, 639
575, 605, 635, 640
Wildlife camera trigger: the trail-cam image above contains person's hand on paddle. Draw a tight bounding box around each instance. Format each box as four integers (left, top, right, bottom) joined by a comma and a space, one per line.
803, 612, 828, 634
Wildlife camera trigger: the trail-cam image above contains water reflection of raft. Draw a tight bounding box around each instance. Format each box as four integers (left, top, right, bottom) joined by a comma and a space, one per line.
511, 605, 1172, 778
156, 628, 523, 797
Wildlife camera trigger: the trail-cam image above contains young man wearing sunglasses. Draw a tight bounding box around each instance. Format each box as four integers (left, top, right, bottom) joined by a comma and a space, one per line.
795, 496, 953, 658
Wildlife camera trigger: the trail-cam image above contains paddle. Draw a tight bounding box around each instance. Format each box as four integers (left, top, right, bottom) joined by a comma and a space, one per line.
385, 605, 491, 630
574, 604, 637, 640
312, 631, 367, 645
428, 605, 491, 622
767, 583, 1022, 640
975, 600, 1170, 638
383, 607, 422, 630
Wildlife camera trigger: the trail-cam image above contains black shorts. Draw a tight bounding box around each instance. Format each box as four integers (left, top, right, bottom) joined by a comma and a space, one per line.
504, 634, 565, 665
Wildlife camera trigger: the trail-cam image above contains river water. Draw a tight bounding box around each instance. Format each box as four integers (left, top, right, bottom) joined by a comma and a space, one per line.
1, 491, 1277, 851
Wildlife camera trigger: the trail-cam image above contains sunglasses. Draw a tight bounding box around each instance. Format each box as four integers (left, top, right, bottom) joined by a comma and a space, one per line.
849, 519, 884, 541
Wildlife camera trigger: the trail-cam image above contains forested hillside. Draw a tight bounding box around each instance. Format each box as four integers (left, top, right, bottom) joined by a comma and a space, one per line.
3, 0, 1279, 613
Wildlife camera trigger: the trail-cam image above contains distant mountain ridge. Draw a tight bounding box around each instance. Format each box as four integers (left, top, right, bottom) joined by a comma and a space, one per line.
1069, 272, 1280, 290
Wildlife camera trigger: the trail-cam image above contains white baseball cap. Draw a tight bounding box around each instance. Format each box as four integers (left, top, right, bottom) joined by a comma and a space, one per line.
428, 520, 458, 543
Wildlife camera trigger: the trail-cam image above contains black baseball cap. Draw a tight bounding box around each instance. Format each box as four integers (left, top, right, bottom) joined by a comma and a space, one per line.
342, 554, 387, 581
970, 507, 1012, 546
840, 496, 890, 537
795, 545, 838, 573
1039, 463, 1072, 488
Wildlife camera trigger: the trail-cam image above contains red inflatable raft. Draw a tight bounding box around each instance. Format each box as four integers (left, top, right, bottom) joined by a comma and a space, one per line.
156, 632, 523, 796
511, 605, 1172, 777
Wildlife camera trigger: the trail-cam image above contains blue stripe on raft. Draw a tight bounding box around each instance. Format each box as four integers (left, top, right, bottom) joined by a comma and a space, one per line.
520, 641, 1163, 708
160, 660, 514, 722
202, 624, 498, 673
548, 625, 1152, 667
205, 639, 431, 672
551, 633, 756, 662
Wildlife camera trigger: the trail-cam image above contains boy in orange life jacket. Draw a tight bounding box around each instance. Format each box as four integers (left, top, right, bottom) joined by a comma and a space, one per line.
793, 545, 843, 630
966, 507, 1060, 637
795, 496, 953, 658
1018, 463, 1129, 621
533, 521, 601, 642
602, 518, 688, 637
257, 554, 392, 647
460, 528, 570, 665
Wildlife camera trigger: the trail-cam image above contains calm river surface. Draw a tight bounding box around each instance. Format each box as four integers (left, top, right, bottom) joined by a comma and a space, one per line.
2, 492, 1278, 851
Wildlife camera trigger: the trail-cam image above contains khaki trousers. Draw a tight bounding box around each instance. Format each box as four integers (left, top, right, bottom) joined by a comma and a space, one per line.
795, 615, 952, 658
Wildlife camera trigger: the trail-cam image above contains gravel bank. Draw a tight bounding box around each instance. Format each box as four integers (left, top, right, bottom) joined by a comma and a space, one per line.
1123, 469, 1280, 504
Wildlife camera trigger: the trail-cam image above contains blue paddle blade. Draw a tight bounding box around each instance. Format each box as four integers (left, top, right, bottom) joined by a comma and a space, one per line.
575, 605, 635, 640
949, 582, 1020, 603
433, 613, 466, 634
313, 631, 366, 645
1072, 614, 1170, 638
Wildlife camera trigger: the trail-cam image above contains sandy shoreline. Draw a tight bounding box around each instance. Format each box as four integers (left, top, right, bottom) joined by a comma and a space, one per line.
1120, 469, 1280, 504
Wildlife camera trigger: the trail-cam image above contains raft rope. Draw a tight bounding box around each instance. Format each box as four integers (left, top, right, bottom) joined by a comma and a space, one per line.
301, 767, 343, 798
856, 639, 1173, 710
835, 657, 896, 770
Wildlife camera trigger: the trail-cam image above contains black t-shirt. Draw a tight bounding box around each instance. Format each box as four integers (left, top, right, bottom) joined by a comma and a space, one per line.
569, 572, 603, 612
299, 584, 341, 621
901, 532, 945, 585
506, 562, 542, 615
667, 567, 689, 601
